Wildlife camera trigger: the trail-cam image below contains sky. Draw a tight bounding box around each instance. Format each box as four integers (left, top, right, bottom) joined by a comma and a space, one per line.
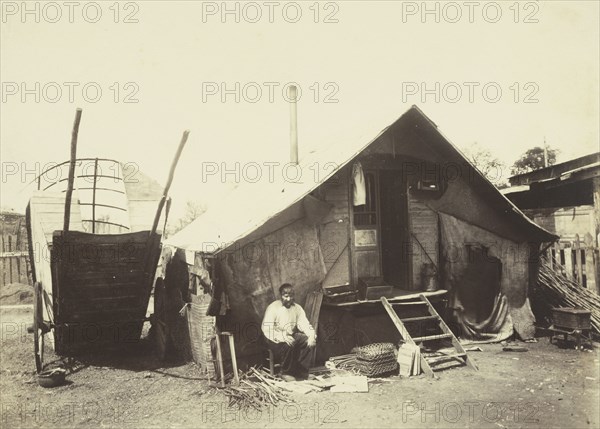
1, 0, 599, 221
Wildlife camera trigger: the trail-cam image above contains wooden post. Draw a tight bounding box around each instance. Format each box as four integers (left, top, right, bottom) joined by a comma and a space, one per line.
221, 332, 239, 386
565, 245, 573, 280
584, 234, 597, 293
593, 177, 600, 244
150, 130, 190, 238
595, 248, 600, 295
63, 108, 83, 233
214, 333, 225, 387
92, 158, 98, 233
575, 235, 584, 286
593, 177, 600, 294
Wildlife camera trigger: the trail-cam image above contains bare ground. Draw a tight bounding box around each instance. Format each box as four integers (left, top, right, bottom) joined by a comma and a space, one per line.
1, 306, 598, 429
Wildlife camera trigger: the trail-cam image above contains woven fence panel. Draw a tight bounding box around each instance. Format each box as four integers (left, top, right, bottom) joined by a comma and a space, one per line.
187, 293, 216, 378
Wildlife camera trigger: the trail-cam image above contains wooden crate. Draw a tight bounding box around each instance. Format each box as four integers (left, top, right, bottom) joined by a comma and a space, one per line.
358, 277, 393, 300
551, 308, 591, 330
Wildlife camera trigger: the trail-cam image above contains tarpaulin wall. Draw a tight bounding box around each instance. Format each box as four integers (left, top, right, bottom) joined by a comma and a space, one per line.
438, 212, 537, 340
216, 218, 327, 360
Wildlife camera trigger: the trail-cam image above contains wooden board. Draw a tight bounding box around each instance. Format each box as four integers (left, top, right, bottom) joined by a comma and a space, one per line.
318, 171, 351, 287
304, 290, 323, 367
408, 197, 439, 291
51, 229, 161, 353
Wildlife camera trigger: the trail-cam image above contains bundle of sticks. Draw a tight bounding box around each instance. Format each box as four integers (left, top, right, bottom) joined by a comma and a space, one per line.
327, 353, 359, 372
210, 367, 293, 411
537, 258, 600, 334
327, 351, 398, 377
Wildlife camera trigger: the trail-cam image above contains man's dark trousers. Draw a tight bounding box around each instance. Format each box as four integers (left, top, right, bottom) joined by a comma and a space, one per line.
265, 332, 312, 379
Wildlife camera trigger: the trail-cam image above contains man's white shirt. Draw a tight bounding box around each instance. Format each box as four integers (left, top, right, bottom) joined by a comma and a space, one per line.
261, 301, 316, 343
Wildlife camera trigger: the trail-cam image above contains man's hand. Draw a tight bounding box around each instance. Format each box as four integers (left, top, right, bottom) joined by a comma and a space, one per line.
283, 335, 295, 346
307, 335, 317, 348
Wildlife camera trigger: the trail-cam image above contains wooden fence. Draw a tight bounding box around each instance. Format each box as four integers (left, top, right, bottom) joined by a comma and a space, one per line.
0, 212, 33, 287
546, 235, 600, 295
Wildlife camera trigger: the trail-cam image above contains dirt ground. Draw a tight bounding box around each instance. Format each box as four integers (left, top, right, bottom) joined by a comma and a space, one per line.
0, 283, 33, 306
1, 305, 598, 429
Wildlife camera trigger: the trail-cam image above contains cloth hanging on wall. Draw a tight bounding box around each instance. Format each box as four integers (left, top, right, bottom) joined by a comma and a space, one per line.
455, 293, 513, 343
189, 253, 229, 317
438, 212, 537, 340
352, 162, 366, 206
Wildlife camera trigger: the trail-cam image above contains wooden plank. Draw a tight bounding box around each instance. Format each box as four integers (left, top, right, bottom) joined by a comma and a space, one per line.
1, 258, 6, 286
20, 255, 28, 284
61, 301, 147, 318
61, 280, 144, 293
411, 333, 452, 342
59, 306, 147, 319
8, 256, 13, 284
401, 315, 439, 323
565, 247, 573, 278
63, 267, 146, 277
427, 353, 466, 365
409, 197, 438, 291
574, 235, 584, 285
595, 248, 600, 295
554, 242, 561, 268
14, 256, 21, 283
0, 251, 29, 258
356, 250, 380, 278
584, 244, 597, 293
304, 290, 323, 367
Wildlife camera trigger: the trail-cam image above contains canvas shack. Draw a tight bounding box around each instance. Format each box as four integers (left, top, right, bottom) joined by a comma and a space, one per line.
503, 152, 600, 293
162, 106, 557, 372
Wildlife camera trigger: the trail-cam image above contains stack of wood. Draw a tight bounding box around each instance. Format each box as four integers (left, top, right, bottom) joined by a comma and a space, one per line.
537, 258, 600, 335
210, 367, 293, 411
397, 343, 421, 377
327, 354, 360, 373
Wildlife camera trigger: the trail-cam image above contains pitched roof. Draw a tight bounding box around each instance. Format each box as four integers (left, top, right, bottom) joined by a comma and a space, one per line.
166, 106, 556, 253
509, 152, 600, 186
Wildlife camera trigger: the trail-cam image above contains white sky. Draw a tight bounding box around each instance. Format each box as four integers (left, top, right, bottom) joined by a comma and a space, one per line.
1, 1, 599, 221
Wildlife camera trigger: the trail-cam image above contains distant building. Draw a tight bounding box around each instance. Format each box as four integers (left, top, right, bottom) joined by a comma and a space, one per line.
503, 152, 600, 293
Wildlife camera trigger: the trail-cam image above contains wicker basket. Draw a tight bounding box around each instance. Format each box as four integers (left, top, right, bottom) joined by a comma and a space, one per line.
352, 343, 396, 361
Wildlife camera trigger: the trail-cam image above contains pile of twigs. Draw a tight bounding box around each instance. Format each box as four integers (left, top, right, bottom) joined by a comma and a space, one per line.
327, 354, 363, 375
210, 367, 293, 411
328, 350, 398, 377
328, 353, 357, 368
537, 258, 600, 334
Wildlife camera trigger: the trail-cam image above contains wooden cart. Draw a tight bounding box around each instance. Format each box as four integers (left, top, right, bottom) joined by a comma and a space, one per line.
548, 307, 593, 350
27, 109, 188, 372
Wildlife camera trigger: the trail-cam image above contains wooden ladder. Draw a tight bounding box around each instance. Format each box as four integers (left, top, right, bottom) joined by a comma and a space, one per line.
380, 295, 478, 377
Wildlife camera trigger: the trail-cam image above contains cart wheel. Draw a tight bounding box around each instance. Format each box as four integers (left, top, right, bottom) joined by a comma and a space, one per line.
33, 282, 45, 373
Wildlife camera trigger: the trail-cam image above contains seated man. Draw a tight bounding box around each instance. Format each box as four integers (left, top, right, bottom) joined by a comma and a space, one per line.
261, 283, 316, 381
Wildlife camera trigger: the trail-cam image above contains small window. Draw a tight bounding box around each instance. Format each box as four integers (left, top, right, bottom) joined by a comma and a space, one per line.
354, 172, 377, 227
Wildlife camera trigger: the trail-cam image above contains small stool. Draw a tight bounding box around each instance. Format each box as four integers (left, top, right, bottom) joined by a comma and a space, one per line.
214, 331, 239, 387
265, 349, 281, 376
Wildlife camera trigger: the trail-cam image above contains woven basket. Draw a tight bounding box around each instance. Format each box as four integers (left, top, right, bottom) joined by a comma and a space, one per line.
354, 360, 398, 377
352, 342, 396, 361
